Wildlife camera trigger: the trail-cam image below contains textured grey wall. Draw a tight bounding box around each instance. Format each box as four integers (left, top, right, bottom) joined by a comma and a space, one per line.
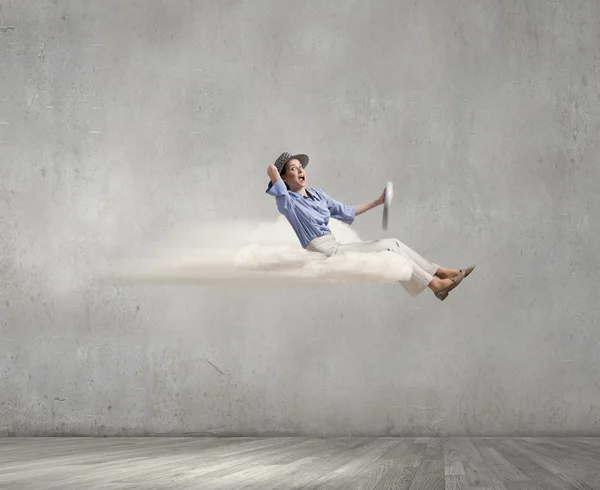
1, 0, 599, 437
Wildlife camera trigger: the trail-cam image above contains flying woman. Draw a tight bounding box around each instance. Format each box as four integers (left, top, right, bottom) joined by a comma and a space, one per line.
266, 152, 474, 301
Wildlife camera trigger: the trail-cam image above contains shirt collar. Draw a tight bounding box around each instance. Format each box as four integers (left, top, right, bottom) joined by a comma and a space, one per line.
289, 189, 315, 199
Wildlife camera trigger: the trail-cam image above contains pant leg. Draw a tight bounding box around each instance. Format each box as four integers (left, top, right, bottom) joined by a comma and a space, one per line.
391, 239, 439, 278
386, 239, 439, 295
335, 238, 439, 297
305, 233, 339, 256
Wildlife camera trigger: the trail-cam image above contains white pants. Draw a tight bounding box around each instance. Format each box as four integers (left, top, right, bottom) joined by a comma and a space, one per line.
305, 233, 439, 296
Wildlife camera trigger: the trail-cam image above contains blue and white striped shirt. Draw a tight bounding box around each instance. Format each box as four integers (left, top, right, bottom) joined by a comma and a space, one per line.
266, 178, 356, 248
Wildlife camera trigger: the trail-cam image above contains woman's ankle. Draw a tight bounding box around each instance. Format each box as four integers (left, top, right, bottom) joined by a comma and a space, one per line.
436, 267, 460, 279
428, 277, 450, 292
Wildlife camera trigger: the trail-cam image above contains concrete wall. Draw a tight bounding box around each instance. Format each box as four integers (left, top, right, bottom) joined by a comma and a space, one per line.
1, 0, 599, 436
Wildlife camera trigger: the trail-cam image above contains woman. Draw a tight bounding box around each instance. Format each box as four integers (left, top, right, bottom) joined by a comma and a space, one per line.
265, 152, 474, 300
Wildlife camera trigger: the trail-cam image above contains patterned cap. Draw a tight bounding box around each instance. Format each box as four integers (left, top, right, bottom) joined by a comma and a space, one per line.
272, 152, 309, 173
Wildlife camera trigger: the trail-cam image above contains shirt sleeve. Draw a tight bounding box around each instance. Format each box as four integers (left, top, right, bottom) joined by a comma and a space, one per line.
266, 178, 293, 213
317, 189, 356, 225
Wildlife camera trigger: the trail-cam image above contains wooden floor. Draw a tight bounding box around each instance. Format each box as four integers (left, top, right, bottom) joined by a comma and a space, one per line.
1, 437, 599, 489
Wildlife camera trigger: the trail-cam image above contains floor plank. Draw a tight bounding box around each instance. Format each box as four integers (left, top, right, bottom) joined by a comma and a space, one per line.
308, 438, 404, 490
371, 441, 427, 489
478, 446, 531, 481
490, 439, 581, 490
457, 438, 506, 488
514, 439, 600, 490
2, 437, 296, 489
0, 437, 599, 489
408, 438, 446, 490
246, 437, 373, 490
315, 437, 413, 490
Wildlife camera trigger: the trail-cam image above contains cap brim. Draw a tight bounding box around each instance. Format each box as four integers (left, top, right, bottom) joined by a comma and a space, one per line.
290, 154, 309, 168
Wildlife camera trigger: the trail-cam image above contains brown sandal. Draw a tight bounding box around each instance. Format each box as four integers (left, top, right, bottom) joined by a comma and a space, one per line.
435, 270, 466, 301
460, 265, 475, 278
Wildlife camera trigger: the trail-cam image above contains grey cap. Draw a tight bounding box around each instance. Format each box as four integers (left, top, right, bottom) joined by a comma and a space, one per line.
272, 152, 309, 174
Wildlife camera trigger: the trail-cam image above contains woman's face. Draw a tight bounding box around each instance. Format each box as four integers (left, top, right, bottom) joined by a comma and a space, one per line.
282, 159, 306, 191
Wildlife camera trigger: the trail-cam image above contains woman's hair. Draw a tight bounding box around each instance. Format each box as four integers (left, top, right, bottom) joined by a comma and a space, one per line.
280, 162, 291, 190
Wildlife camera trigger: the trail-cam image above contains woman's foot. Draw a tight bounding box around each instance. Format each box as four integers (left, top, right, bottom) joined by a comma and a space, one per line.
434, 267, 461, 279
435, 265, 475, 279
428, 277, 454, 293
428, 271, 466, 301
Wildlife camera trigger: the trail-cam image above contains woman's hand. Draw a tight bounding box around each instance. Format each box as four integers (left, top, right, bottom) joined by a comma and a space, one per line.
267, 164, 280, 183
377, 188, 386, 206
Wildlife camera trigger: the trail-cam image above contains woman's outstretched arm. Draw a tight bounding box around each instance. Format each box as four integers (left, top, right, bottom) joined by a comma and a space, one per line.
354, 188, 385, 216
